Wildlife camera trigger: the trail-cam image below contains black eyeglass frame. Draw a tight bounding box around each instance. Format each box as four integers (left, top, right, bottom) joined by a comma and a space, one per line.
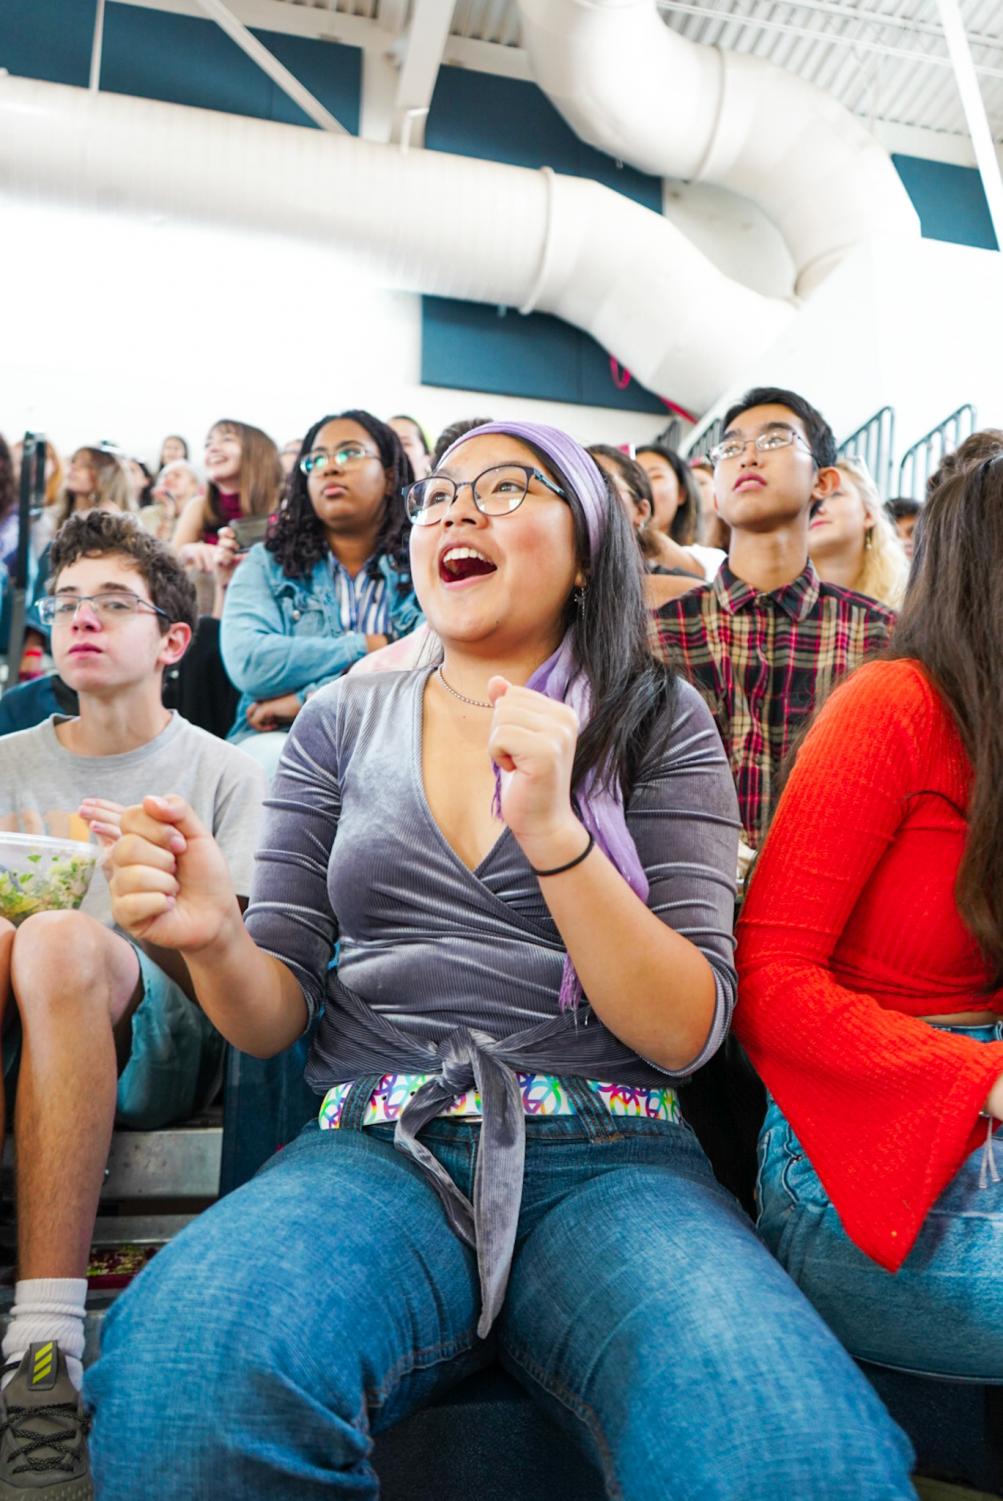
404, 463, 567, 526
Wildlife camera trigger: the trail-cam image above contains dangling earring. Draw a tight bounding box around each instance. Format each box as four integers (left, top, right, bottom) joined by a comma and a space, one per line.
573, 585, 586, 610
864, 527, 874, 551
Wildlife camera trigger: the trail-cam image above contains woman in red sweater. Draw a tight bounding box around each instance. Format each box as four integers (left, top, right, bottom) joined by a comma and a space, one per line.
736, 453, 1003, 1380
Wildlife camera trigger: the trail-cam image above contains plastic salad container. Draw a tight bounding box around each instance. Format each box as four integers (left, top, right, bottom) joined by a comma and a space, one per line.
0, 832, 98, 927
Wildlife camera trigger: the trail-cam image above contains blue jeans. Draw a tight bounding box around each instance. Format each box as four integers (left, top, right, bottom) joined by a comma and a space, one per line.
757, 1020, 1003, 1382
86, 1110, 915, 1499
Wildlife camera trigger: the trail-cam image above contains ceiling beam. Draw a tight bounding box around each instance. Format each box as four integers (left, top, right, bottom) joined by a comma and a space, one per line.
444, 33, 530, 80
935, 0, 1003, 249
192, 0, 348, 129
390, 0, 455, 147
112, 0, 396, 52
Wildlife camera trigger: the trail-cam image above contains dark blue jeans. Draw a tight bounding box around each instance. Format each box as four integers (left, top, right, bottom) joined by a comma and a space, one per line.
86, 1113, 916, 1499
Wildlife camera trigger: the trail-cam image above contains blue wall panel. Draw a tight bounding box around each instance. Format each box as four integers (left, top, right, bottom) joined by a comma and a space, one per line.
422, 66, 667, 415
892, 154, 997, 252
0, 0, 361, 130
1, 0, 93, 86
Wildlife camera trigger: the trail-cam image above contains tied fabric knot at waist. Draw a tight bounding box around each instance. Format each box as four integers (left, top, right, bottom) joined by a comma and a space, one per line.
394, 1026, 525, 1339
311, 976, 662, 1338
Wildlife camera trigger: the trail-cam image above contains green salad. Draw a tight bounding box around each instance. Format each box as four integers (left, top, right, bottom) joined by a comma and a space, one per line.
0, 848, 97, 926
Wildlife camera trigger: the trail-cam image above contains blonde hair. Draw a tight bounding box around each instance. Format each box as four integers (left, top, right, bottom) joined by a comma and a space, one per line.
54, 447, 132, 526
835, 456, 909, 610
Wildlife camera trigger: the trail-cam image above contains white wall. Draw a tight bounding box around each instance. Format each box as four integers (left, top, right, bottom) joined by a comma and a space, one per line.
683, 236, 1003, 477
1, 198, 667, 470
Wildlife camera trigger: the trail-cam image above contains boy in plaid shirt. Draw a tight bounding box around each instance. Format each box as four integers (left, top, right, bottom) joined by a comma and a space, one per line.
653, 387, 894, 849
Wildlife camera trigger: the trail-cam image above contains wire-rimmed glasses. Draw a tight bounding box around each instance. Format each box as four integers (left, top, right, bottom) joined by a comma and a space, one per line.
299, 442, 381, 476
709, 428, 814, 466
38, 592, 170, 626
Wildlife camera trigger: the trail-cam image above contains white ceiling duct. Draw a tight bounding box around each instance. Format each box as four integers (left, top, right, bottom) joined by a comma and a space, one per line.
518, 0, 921, 297
0, 75, 793, 412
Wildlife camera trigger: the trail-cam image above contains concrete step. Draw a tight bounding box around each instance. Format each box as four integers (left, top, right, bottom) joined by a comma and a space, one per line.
1, 1124, 222, 1203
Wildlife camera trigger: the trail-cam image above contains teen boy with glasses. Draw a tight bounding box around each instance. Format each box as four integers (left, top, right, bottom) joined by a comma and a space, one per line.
0, 511, 266, 1495
652, 386, 896, 852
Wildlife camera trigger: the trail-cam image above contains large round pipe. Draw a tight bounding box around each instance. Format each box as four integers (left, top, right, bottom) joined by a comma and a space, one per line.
0, 75, 794, 411
517, 0, 921, 296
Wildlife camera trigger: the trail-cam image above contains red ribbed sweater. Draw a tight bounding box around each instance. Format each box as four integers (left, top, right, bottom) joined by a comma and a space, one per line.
735, 658, 1003, 1271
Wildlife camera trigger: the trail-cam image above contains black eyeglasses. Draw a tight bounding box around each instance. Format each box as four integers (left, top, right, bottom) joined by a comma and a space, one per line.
405, 464, 567, 526
299, 443, 380, 476
38, 592, 170, 626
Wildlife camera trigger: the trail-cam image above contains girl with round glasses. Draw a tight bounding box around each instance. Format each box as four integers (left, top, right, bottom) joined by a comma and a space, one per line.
90, 423, 915, 1499
218, 410, 421, 777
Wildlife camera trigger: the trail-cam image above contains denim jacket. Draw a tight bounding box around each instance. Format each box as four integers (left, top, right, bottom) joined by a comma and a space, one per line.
219, 543, 422, 741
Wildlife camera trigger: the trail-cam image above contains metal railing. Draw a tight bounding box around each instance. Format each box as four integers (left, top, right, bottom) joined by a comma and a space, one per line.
683, 415, 724, 461
837, 406, 896, 497
897, 404, 977, 499
652, 416, 684, 452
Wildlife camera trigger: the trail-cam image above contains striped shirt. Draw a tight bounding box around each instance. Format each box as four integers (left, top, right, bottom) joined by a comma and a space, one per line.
330, 555, 390, 636
651, 560, 895, 848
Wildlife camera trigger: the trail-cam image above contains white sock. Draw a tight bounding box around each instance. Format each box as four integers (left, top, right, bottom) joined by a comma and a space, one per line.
2, 1278, 87, 1392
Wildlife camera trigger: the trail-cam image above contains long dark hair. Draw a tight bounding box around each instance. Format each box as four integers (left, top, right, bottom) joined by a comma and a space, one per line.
266, 410, 412, 581
587, 444, 659, 567
889, 454, 1003, 984
500, 438, 675, 801
636, 442, 700, 546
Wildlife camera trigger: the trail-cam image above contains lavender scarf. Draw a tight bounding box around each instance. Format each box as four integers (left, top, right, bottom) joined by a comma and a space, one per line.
437, 421, 649, 1009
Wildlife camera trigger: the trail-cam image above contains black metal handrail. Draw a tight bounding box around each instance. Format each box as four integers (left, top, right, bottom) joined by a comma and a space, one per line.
837, 406, 896, 497
897, 404, 977, 500
683, 415, 724, 461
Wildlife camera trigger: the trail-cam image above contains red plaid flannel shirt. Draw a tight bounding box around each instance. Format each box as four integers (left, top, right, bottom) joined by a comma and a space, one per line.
651, 561, 895, 847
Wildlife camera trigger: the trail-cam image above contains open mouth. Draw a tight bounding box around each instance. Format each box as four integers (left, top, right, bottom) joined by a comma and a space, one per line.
439, 547, 498, 584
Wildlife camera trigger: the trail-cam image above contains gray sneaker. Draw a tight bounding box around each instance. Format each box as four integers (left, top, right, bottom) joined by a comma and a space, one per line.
0, 1344, 91, 1497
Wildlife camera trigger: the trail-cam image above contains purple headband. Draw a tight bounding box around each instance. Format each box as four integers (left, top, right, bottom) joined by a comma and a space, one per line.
439, 421, 649, 1011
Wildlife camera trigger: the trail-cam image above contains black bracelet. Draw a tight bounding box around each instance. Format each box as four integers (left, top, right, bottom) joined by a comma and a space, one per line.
529, 831, 595, 878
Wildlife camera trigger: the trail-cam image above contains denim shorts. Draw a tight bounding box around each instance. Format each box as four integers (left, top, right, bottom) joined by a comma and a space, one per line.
757, 1019, 1003, 1381
2, 944, 223, 1133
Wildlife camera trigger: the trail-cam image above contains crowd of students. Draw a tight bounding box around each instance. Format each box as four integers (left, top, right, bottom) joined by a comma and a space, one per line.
0, 390, 998, 1499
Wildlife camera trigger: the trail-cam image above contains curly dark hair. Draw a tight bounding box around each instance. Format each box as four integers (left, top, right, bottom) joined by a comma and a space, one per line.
266, 410, 413, 580
48, 510, 197, 633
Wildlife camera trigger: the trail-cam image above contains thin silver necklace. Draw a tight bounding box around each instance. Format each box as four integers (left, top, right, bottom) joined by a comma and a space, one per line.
436, 665, 492, 709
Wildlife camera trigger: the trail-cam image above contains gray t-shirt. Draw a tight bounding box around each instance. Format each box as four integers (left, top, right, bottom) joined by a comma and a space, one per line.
0, 713, 266, 926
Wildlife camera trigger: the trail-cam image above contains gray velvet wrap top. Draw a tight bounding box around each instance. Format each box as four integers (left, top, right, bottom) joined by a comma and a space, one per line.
245, 667, 740, 1332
